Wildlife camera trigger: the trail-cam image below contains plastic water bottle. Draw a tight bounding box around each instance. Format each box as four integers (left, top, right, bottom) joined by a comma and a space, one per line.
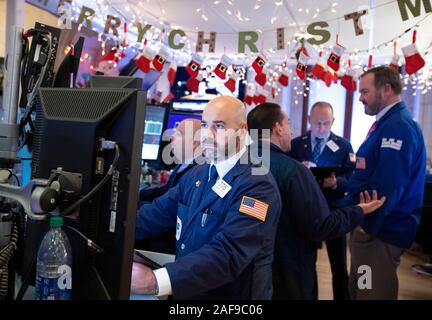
35, 216, 72, 300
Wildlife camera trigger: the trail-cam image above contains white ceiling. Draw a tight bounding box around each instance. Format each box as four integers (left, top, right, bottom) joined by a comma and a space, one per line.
72, 0, 432, 66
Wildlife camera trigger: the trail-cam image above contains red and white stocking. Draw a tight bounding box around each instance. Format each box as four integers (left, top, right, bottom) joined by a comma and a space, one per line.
341, 68, 357, 92
402, 30, 425, 75
255, 67, 268, 86
213, 54, 233, 80
296, 50, 309, 80
327, 43, 345, 72
186, 74, 203, 93
278, 69, 289, 87
252, 53, 266, 74
256, 89, 269, 105
152, 47, 169, 72
135, 47, 156, 73
402, 44, 425, 75
167, 61, 177, 86
389, 55, 400, 72
186, 54, 204, 78
224, 71, 239, 92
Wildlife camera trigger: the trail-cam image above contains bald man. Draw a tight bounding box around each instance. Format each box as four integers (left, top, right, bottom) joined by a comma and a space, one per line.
133, 96, 282, 299
137, 119, 202, 254
139, 118, 202, 203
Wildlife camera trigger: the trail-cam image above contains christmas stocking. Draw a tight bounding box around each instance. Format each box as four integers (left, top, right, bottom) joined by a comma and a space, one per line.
256, 89, 268, 104
327, 43, 345, 72
323, 69, 333, 87
278, 69, 289, 87
296, 51, 309, 80
152, 47, 169, 72
186, 54, 204, 78
135, 47, 156, 73
253, 94, 261, 105
244, 94, 253, 106
213, 54, 232, 80
402, 43, 425, 75
186, 74, 203, 93
341, 68, 357, 92
167, 61, 177, 86
252, 54, 266, 74
154, 73, 173, 103
312, 58, 326, 80
255, 67, 267, 86
389, 54, 400, 72
224, 71, 239, 92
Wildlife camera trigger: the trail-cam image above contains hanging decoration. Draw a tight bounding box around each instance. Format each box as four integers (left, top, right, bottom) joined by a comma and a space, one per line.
224, 70, 239, 93
296, 50, 309, 80
135, 47, 156, 73
341, 60, 357, 92
401, 30, 426, 75
186, 54, 205, 78
255, 66, 268, 87
252, 53, 267, 74
52, 0, 432, 98
186, 73, 204, 93
213, 54, 233, 80
327, 35, 345, 72
389, 42, 401, 72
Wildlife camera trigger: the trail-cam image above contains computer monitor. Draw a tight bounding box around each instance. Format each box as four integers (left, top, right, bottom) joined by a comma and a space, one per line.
90, 75, 143, 90
166, 111, 202, 131
23, 87, 145, 299
172, 100, 208, 112
142, 105, 169, 164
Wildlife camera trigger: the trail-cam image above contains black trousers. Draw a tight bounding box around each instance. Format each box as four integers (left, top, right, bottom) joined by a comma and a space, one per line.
325, 236, 350, 300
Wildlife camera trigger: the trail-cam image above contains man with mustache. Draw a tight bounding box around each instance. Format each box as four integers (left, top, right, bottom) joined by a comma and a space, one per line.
132, 96, 281, 299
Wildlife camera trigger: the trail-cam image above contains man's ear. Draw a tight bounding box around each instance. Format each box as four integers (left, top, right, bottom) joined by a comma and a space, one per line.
274, 121, 282, 136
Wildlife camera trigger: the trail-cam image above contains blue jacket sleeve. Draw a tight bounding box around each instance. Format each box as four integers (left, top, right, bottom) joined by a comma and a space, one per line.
139, 184, 168, 202
135, 184, 180, 240
165, 177, 281, 299
287, 164, 363, 241
359, 123, 416, 235
335, 142, 355, 194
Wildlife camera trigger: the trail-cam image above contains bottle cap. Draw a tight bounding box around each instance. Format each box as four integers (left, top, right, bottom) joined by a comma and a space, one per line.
50, 216, 64, 228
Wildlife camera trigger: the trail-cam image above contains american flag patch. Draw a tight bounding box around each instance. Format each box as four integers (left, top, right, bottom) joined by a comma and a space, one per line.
239, 196, 268, 221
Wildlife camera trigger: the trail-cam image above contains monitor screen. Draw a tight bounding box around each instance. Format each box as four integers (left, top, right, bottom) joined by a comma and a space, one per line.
166, 112, 202, 131
142, 105, 167, 161
172, 100, 208, 112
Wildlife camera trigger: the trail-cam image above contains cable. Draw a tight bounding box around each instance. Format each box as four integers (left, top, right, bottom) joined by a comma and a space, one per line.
5, 170, 20, 186
93, 266, 111, 300
15, 251, 36, 301
0, 220, 18, 299
63, 225, 103, 254
61, 143, 120, 216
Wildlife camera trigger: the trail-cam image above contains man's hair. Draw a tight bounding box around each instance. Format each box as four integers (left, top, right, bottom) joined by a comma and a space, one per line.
360, 66, 402, 94
310, 101, 334, 115
247, 103, 285, 138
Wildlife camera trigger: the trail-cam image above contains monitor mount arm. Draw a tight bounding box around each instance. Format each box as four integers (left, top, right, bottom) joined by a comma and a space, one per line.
0, 168, 81, 221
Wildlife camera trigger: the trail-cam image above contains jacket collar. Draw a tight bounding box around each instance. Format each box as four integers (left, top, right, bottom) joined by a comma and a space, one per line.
195, 156, 250, 213
377, 101, 406, 125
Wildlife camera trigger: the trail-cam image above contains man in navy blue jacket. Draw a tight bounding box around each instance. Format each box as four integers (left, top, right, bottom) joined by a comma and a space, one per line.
289, 102, 356, 300
131, 96, 282, 299
137, 119, 202, 254
247, 103, 385, 300
139, 118, 202, 202
347, 66, 426, 299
